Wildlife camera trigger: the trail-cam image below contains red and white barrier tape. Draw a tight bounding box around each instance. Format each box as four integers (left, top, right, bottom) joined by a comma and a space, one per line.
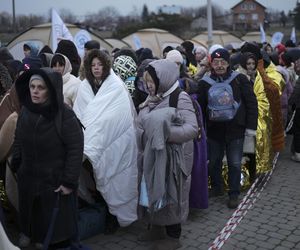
208, 152, 279, 250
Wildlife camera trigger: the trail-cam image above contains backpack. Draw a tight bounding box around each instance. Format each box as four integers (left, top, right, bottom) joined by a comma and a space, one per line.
202, 71, 240, 122
169, 87, 202, 140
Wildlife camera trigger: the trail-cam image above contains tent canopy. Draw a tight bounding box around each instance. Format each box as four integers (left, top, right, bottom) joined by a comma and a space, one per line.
122, 28, 183, 58
241, 32, 272, 44
192, 30, 243, 48
105, 38, 131, 50
6, 23, 113, 60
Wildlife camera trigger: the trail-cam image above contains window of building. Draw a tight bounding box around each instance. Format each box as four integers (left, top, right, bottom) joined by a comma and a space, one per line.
252, 13, 258, 20
239, 13, 246, 20
249, 3, 256, 10
241, 3, 247, 10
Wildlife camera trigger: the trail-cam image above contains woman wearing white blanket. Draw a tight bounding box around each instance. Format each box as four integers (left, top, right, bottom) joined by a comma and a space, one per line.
73, 49, 138, 229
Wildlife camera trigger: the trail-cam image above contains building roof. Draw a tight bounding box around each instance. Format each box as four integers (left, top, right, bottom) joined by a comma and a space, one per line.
231, 0, 266, 10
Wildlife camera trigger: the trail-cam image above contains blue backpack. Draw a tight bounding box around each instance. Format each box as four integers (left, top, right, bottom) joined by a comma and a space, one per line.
202, 71, 240, 122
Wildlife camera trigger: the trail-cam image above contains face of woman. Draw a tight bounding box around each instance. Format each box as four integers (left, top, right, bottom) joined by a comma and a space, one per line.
29, 79, 49, 104
52, 62, 65, 75
246, 58, 256, 74
91, 57, 103, 81
145, 74, 156, 96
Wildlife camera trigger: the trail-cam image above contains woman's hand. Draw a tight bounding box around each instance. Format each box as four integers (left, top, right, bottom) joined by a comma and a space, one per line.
54, 185, 73, 195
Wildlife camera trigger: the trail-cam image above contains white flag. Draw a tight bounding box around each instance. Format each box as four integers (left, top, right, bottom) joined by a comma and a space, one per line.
271, 32, 284, 47
132, 34, 142, 49
291, 27, 296, 44
74, 29, 91, 58
51, 8, 73, 52
259, 23, 266, 43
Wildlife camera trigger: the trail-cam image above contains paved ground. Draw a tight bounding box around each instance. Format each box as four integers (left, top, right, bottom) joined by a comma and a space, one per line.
5, 136, 300, 249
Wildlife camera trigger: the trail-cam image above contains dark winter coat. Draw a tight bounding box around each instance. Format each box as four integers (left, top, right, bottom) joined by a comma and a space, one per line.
197, 71, 258, 142
12, 68, 83, 243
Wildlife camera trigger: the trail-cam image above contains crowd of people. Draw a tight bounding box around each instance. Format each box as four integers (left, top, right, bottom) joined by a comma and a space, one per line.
0, 36, 300, 250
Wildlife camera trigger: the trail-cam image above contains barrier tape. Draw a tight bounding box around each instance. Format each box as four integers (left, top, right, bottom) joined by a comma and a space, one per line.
208, 152, 279, 250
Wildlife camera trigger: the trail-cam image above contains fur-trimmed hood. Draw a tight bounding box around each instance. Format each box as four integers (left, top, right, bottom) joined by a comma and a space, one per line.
84, 49, 111, 94
0, 63, 13, 98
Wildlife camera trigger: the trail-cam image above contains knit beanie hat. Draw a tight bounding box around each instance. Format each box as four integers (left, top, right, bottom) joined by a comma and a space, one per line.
29, 74, 45, 86
211, 48, 230, 63
113, 55, 137, 81
209, 44, 223, 55
166, 50, 184, 65
162, 46, 174, 55
194, 46, 208, 55
181, 41, 194, 53
84, 40, 100, 50
275, 43, 286, 54
22, 57, 42, 71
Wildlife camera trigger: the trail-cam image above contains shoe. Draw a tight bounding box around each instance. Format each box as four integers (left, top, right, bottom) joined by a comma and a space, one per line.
35, 243, 43, 249
149, 236, 182, 250
227, 196, 239, 209
291, 153, 300, 162
138, 225, 166, 241
19, 233, 31, 248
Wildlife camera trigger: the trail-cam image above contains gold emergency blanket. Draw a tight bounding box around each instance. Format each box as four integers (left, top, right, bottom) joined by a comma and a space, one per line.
253, 72, 273, 173
266, 62, 285, 95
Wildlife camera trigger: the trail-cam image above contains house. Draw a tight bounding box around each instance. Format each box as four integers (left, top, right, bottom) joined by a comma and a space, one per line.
157, 5, 181, 15
231, 0, 266, 31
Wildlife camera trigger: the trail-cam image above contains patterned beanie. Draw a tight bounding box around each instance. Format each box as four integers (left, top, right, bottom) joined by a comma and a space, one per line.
113, 55, 137, 81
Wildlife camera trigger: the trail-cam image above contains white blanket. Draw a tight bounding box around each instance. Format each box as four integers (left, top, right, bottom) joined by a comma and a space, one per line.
74, 70, 138, 226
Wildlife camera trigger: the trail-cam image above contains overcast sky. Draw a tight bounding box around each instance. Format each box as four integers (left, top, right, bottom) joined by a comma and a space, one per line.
0, 0, 297, 17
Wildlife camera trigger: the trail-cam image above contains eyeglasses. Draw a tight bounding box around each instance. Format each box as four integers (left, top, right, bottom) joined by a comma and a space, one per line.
211, 59, 228, 66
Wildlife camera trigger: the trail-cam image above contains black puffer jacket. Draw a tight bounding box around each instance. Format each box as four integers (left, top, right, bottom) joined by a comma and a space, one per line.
12, 68, 83, 243
197, 71, 258, 142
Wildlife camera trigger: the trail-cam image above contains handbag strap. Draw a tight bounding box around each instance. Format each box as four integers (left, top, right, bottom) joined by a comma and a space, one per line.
42, 194, 60, 250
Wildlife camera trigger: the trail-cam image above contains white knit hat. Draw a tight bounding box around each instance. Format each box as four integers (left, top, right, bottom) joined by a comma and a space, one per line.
166, 50, 184, 65
209, 44, 224, 55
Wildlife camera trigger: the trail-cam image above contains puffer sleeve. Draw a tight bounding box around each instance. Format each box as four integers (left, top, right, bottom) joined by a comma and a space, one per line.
60, 106, 84, 190
168, 91, 198, 143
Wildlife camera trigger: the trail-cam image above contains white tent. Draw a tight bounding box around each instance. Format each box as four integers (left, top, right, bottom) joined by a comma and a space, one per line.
192, 30, 243, 47
122, 28, 184, 58
105, 38, 131, 49
241, 32, 272, 44
6, 23, 113, 60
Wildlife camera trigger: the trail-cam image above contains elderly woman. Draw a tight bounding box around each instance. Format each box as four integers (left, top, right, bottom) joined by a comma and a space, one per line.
137, 59, 198, 250
73, 49, 138, 231
11, 68, 83, 249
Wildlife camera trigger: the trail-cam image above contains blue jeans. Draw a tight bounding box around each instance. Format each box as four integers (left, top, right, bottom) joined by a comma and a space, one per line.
208, 138, 244, 197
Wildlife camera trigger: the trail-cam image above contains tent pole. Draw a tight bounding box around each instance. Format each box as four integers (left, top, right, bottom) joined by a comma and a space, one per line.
207, 0, 213, 48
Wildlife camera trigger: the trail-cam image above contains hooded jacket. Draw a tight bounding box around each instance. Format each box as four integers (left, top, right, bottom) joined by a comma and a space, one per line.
138, 59, 198, 225
12, 68, 83, 243
51, 53, 81, 107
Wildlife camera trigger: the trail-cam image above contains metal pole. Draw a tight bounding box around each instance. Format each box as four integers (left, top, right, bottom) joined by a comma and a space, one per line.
207, 0, 213, 48
12, 0, 16, 32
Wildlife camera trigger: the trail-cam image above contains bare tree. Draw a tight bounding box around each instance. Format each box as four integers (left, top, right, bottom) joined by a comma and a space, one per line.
84, 6, 120, 30
59, 8, 78, 23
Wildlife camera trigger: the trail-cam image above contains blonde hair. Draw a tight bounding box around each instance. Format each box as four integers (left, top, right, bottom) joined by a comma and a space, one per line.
143, 70, 152, 83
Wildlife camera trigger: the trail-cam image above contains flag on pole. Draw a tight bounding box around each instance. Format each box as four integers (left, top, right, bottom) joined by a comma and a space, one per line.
51, 8, 73, 52
74, 30, 91, 58
259, 23, 266, 43
271, 32, 284, 47
291, 27, 296, 45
